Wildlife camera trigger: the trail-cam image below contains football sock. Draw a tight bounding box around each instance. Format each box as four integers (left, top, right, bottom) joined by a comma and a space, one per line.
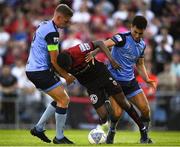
36, 101, 57, 132
141, 116, 150, 129
125, 104, 145, 130
55, 107, 67, 140
109, 120, 118, 132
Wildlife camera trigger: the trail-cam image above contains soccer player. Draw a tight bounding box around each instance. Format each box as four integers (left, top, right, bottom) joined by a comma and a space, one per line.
86, 15, 155, 144
25, 4, 75, 144
35, 40, 152, 144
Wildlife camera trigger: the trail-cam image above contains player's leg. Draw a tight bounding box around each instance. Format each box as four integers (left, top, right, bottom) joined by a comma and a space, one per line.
47, 85, 74, 144
89, 90, 109, 124
30, 101, 57, 143
26, 70, 73, 144
88, 88, 121, 144
106, 97, 123, 144
35, 101, 57, 132
130, 92, 151, 129
120, 79, 152, 143
105, 78, 152, 143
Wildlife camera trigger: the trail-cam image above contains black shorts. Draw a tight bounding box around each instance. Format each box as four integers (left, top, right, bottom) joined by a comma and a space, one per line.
26, 69, 62, 92
83, 65, 122, 109
118, 78, 142, 99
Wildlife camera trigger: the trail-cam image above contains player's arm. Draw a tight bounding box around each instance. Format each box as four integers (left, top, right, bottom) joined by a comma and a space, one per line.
45, 32, 75, 85
103, 39, 116, 48
85, 34, 124, 58
136, 58, 156, 89
87, 39, 117, 56
93, 40, 120, 69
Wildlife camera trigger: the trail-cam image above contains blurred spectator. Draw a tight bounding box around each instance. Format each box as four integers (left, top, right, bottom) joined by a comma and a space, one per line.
99, 0, 114, 16
0, 65, 17, 98
170, 51, 180, 78
0, 65, 17, 124
154, 39, 172, 73
154, 26, 174, 50
112, 2, 128, 21
136, 0, 155, 23
11, 58, 26, 89
71, 1, 91, 24
174, 39, 180, 52
0, 27, 10, 57
72, 0, 93, 11
158, 62, 177, 92
157, 61, 177, 125
170, 51, 180, 90
61, 29, 82, 50
151, 0, 166, 16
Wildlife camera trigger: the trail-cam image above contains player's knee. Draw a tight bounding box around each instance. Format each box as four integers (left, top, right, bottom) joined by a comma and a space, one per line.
56, 96, 70, 107
113, 108, 123, 119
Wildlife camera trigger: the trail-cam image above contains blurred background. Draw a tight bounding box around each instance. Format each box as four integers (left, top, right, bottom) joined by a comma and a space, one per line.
0, 0, 179, 131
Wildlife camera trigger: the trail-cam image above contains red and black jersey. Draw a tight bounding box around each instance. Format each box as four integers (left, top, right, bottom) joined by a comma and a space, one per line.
62, 42, 107, 84
65, 42, 94, 70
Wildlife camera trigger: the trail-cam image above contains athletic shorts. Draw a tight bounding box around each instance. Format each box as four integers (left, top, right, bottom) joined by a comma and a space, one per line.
118, 78, 142, 99
83, 66, 122, 109
26, 69, 62, 92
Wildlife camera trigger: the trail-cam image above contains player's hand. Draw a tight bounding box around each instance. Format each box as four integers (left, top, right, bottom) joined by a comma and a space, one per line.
85, 51, 95, 65
110, 59, 121, 70
65, 73, 76, 85
146, 79, 157, 90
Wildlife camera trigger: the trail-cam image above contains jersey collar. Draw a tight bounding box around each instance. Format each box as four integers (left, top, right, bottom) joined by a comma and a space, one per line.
52, 20, 58, 32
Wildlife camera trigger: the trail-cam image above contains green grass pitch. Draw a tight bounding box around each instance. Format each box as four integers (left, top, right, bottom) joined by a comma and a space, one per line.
0, 130, 180, 146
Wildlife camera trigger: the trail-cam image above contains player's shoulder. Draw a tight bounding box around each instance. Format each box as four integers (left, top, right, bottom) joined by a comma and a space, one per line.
112, 31, 130, 47
37, 20, 58, 36
114, 31, 131, 38
78, 42, 93, 52
139, 39, 146, 49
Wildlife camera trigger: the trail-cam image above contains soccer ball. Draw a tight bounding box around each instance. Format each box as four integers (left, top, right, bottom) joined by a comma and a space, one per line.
88, 128, 107, 144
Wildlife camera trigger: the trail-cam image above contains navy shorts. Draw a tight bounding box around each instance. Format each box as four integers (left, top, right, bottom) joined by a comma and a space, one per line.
26, 69, 62, 92
83, 65, 122, 109
118, 78, 142, 99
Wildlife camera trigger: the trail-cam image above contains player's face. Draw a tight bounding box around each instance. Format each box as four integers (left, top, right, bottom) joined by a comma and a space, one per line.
56, 13, 71, 28
131, 26, 144, 42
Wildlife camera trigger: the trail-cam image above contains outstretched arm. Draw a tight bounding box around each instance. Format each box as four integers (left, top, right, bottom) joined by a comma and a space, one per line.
89, 40, 120, 69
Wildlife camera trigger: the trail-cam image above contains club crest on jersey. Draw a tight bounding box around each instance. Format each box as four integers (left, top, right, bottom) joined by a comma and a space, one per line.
90, 94, 98, 104
114, 34, 122, 42
112, 80, 117, 85
53, 37, 59, 43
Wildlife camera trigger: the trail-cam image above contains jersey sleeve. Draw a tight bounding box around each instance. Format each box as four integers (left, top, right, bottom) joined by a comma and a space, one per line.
45, 32, 59, 51
111, 33, 126, 47
140, 44, 146, 58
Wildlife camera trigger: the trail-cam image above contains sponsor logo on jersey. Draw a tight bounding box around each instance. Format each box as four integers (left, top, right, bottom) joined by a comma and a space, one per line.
90, 94, 98, 104
114, 34, 123, 42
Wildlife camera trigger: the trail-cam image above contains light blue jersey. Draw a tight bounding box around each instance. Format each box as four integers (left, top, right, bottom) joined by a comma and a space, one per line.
108, 32, 146, 81
26, 20, 60, 71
